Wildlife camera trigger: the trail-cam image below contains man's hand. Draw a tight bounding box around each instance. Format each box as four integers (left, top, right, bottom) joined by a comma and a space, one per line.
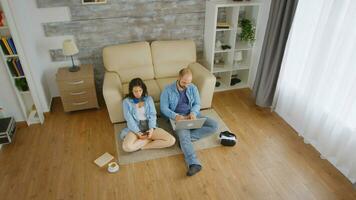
147, 128, 154, 139
175, 115, 185, 121
188, 113, 196, 120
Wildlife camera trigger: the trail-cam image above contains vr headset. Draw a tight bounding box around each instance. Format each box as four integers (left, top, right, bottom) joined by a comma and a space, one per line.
219, 131, 237, 146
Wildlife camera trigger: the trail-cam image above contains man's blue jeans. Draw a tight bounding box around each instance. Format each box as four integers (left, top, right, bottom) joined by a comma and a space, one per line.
175, 116, 218, 166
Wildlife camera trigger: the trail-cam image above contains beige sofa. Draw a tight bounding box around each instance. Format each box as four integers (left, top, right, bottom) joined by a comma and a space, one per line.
103, 40, 216, 123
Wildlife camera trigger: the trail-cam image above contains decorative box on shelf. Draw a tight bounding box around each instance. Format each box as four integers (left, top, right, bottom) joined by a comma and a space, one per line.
56, 64, 99, 112
0, 117, 16, 145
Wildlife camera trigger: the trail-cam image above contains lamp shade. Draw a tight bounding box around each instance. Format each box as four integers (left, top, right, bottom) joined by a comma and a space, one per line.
62, 39, 79, 56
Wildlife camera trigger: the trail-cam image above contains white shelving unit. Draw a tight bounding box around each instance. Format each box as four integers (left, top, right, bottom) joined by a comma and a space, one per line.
204, 0, 262, 92
0, 2, 43, 125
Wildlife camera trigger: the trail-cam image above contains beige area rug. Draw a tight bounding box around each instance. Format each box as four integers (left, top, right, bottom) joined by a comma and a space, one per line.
114, 109, 230, 165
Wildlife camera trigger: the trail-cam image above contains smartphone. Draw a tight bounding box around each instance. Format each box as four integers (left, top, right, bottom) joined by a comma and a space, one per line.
139, 131, 149, 136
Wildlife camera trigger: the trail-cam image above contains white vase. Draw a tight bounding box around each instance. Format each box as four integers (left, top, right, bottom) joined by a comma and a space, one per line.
234, 51, 243, 65
215, 40, 222, 50
237, 27, 242, 35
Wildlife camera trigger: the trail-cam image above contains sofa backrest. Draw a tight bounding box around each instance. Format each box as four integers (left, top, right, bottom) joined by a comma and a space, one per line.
151, 40, 196, 78
103, 41, 154, 84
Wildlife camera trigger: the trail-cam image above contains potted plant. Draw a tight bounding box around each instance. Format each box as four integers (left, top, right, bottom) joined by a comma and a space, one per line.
238, 18, 256, 45
15, 78, 29, 91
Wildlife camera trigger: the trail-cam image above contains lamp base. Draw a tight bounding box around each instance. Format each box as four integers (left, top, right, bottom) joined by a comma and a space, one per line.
68, 65, 80, 72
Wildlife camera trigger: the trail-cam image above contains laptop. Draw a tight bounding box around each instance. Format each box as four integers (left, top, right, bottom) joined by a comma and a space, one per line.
169, 117, 207, 131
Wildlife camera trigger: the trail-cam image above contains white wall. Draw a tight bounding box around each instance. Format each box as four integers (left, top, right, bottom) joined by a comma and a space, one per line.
5, 0, 73, 113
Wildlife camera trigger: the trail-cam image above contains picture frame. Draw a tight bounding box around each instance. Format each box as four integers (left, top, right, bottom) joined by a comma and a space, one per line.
82, 0, 107, 5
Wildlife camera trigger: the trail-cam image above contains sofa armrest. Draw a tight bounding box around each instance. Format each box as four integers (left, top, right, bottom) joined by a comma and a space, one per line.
188, 62, 216, 109
103, 71, 125, 123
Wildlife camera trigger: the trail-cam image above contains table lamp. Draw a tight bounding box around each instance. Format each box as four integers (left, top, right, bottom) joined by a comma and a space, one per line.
63, 39, 79, 72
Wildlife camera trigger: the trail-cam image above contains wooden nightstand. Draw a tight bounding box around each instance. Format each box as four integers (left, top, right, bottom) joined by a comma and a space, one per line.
56, 64, 99, 112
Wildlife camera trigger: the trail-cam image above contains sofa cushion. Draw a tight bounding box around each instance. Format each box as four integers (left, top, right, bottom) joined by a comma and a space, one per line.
156, 77, 177, 91
154, 102, 161, 117
151, 40, 196, 78
122, 79, 161, 102
103, 41, 154, 83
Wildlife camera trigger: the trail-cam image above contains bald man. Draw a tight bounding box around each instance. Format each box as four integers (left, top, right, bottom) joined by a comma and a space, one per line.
160, 68, 218, 176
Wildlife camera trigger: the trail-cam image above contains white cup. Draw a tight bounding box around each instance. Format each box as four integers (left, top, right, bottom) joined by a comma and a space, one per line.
107, 162, 119, 173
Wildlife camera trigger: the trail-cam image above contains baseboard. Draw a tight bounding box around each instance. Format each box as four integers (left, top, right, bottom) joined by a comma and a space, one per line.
16, 121, 27, 128
44, 95, 55, 113
48, 96, 59, 112
44, 97, 54, 118
45, 96, 61, 117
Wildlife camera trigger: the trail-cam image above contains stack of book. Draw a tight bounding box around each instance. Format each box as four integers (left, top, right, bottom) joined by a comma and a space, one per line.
7, 58, 23, 77
217, 22, 231, 29
0, 36, 17, 55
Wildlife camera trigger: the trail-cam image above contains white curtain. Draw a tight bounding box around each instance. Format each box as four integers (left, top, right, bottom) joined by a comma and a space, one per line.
274, 0, 356, 183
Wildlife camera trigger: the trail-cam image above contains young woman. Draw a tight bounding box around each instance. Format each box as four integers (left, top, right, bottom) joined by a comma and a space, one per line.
120, 78, 175, 152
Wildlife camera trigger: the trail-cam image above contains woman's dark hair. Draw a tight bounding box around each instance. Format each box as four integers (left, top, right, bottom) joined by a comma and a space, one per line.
126, 78, 148, 99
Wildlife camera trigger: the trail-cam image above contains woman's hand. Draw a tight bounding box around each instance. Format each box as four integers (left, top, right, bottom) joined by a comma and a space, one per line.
137, 132, 148, 139
147, 128, 154, 139
138, 101, 144, 108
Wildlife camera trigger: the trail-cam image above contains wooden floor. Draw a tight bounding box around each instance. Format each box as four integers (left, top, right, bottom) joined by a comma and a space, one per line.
0, 89, 355, 200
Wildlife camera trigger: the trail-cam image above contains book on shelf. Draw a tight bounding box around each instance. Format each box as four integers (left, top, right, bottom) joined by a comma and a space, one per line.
7, 38, 17, 54
6, 58, 17, 76
6, 58, 23, 77
0, 37, 17, 55
0, 38, 9, 55
217, 22, 231, 29
15, 58, 23, 75
1, 37, 13, 55
11, 58, 18, 75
